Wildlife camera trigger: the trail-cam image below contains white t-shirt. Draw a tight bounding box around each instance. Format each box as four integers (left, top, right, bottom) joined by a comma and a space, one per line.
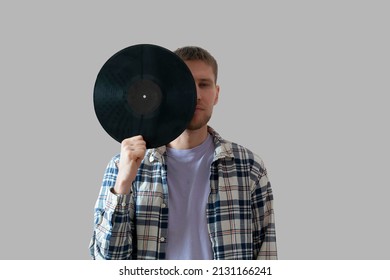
165, 134, 215, 259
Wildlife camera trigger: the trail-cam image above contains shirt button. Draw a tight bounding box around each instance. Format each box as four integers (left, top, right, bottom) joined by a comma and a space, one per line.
121, 202, 126, 207
149, 155, 154, 162
160, 237, 166, 242
161, 203, 166, 208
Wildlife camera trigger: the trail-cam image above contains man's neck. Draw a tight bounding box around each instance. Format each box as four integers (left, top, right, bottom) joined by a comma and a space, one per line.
168, 126, 209, 150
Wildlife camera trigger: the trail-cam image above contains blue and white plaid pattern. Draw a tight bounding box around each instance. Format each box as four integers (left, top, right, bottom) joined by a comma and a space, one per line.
90, 127, 277, 259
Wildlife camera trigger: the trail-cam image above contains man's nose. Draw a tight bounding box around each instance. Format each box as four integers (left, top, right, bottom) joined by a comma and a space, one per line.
195, 86, 201, 100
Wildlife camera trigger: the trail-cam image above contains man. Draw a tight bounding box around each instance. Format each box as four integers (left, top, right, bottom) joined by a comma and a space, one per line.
90, 46, 277, 260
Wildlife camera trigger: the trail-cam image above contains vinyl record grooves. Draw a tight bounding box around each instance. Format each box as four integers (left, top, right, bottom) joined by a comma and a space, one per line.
93, 44, 197, 148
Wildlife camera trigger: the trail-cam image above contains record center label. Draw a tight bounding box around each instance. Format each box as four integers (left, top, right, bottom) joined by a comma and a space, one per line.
126, 79, 162, 117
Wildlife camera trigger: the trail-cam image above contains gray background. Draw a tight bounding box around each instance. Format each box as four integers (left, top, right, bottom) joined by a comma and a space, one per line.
1, 0, 389, 259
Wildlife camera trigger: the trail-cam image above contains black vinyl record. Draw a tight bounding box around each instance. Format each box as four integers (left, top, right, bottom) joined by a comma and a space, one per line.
93, 44, 197, 148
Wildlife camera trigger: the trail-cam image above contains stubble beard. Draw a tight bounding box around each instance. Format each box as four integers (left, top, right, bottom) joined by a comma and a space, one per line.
187, 111, 212, 131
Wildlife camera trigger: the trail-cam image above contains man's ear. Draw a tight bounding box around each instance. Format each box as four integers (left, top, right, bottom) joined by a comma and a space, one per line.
214, 85, 220, 105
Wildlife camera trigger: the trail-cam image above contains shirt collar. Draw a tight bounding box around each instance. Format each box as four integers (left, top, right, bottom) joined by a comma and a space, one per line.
147, 126, 235, 163
207, 126, 234, 161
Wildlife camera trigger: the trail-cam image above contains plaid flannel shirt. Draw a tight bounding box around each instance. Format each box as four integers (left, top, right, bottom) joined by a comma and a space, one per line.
89, 127, 277, 259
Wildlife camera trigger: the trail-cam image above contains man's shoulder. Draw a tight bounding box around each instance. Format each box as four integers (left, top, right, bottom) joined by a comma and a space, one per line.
217, 140, 268, 180
229, 141, 263, 163
211, 129, 257, 159
214, 132, 267, 175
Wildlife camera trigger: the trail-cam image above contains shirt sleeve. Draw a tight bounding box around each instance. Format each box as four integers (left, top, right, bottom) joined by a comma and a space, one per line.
251, 159, 278, 260
89, 156, 135, 259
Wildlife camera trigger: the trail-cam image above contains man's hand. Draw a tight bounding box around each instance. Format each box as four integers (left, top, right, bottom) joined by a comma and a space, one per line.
113, 135, 146, 195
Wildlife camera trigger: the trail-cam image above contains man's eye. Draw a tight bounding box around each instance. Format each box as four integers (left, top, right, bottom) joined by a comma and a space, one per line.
199, 83, 210, 88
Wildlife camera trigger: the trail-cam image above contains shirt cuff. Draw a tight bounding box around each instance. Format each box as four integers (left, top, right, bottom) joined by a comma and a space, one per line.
106, 188, 132, 213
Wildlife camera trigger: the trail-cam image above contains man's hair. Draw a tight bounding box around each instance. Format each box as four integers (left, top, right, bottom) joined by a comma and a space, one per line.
174, 46, 218, 83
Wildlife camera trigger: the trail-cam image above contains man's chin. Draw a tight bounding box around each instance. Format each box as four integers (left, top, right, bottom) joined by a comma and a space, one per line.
187, 123, 205, 131
186, 114, 212, 131
187, 120, 208, 131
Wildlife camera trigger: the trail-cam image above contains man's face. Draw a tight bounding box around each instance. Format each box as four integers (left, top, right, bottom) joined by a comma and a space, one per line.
185, 60, 220, 131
